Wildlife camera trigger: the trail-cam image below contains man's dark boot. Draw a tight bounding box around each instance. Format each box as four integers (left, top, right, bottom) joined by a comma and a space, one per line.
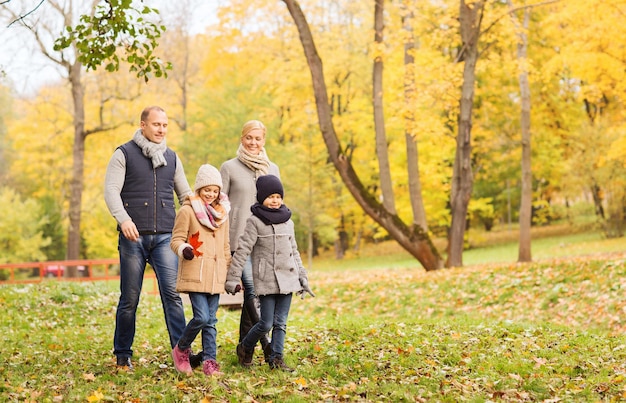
241, 296, 272, 362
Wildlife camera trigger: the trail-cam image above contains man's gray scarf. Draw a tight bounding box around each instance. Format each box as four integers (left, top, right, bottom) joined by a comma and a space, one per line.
133, 129, 167, 168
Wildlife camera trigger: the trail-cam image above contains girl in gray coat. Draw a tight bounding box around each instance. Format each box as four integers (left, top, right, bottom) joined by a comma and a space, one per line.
225, 175, 314, 371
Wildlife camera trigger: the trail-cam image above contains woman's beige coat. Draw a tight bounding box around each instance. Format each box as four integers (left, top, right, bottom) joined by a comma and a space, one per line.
170, 199, 231, 294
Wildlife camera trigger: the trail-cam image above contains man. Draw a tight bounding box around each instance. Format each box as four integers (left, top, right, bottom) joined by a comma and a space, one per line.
104, 106, 190, 370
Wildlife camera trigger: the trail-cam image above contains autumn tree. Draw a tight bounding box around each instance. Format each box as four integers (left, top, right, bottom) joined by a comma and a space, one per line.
507, 1, 533, 262
372, 0, 397, 216
445, 0, 485, 268
281, 0, 443, 270
0, 187, 51, 264
0, 0, 168, 268
151, 0, 207, 134
399, 0, 429, 233
0, 84, 9, 184
543, 0, 626, 237
3, 0, 623, 269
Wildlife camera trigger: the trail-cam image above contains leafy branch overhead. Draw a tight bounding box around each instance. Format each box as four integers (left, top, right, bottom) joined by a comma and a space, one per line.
52, 0, 171, 82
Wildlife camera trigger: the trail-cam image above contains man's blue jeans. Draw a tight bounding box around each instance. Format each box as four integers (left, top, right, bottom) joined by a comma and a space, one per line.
242, 293, 293, 359
177, 292, 220, 361
113, 233, 186, 358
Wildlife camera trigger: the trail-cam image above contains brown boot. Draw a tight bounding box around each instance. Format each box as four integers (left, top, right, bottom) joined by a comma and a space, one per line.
261, 342, 272, 363
268, 356, 294, 372
236, 343, 254, 367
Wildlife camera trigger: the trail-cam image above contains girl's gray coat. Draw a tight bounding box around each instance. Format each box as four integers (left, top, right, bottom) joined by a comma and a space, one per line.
226, 215, 307, 296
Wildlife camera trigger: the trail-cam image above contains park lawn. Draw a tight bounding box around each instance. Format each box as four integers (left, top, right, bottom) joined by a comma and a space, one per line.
2, 237, 626, 401
310, 229, 626, 271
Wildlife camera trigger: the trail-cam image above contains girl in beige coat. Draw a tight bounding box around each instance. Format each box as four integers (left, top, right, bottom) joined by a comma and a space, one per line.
170, 164, 231, 376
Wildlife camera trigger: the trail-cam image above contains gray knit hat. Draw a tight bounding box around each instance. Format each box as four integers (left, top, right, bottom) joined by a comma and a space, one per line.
256, 174, 283, 203
194, 164, 223, 192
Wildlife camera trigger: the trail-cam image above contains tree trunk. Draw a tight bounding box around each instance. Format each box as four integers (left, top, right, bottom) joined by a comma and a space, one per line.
282, 0, 443, 270
373, 0, 397, 215
447, 0, 484, 268
401, 0, 429, 232
66, 61, 85, 272
512, 4, 532, 263
591, 182, 605, 219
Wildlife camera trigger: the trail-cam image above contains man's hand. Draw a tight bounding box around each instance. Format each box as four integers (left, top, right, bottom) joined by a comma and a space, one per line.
120, 220, 139, 242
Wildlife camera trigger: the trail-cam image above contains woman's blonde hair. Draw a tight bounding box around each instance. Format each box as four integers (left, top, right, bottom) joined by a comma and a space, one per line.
241, 120, 266, 138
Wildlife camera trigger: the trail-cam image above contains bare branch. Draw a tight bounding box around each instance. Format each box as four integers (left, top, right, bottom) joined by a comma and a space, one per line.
84, 121, 130, 137
480, 0, 560, 37
6, 0, 46, 27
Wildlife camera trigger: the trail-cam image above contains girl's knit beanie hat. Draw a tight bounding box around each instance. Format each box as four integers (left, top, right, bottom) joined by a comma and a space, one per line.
194, 164, 223, 192
256, 174, 283, 203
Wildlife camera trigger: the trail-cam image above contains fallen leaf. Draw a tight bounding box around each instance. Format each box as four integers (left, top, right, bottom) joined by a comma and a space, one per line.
86, 390, 104, 402
82, 372, 96, 381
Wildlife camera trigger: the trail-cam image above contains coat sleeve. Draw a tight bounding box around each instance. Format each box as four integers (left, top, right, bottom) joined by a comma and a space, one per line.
223, 217, 232, 267
290, 222, 308, 282
103, 149, 131, 225
226, 216, 258, 283
219, 162, 231, 195
174, 155, 192, 203
171, 206, 192, 256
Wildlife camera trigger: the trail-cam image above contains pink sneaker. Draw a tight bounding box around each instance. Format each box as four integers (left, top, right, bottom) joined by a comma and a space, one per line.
172, 345, 192, 374
203, 359, 223, 376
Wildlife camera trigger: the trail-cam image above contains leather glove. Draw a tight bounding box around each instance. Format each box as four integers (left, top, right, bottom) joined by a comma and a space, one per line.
225, 280, 242, 295
297, 278, 315, 299
182, 247, 194, 260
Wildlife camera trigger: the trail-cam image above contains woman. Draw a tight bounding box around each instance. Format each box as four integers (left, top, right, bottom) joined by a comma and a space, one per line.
220, 120, 280, 362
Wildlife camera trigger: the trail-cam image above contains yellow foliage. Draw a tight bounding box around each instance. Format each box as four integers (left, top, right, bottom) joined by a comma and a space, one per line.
3, 0, 626, 260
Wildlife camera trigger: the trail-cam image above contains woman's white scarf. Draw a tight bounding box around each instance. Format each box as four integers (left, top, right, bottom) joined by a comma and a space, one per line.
236, 144, 270, 175
133, 129, 168, 168
189, 192, 231, 230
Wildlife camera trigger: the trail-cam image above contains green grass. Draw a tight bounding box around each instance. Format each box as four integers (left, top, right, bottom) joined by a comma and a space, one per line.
465, 231, 626, 265
312, 229, 626, 271
2, 231, 626, 401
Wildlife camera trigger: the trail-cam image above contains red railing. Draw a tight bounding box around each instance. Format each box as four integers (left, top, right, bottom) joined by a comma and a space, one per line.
0, 259, 156, 294
0, 258, 243, 306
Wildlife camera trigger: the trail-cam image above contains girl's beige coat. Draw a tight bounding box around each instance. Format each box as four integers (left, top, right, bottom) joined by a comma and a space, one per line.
170, 200, 231, 294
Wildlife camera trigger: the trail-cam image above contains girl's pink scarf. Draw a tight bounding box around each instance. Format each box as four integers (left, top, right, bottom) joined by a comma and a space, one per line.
189, 192, 231, 230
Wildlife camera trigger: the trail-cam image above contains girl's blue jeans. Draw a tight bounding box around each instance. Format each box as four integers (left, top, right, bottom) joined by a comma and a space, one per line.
177, 292, 220, 361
